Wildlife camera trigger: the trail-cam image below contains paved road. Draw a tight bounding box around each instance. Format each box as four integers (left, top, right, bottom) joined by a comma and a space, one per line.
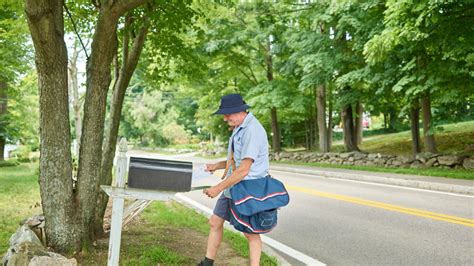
129, 151, 474, 265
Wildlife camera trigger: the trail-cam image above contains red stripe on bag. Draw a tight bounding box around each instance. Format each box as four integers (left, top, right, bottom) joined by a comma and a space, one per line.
234, 191, 288, 205
230, 208, 272, 233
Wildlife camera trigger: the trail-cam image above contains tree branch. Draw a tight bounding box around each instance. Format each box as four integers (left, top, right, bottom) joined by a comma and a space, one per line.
112, 0, 149, 16
122, 13, 132, 68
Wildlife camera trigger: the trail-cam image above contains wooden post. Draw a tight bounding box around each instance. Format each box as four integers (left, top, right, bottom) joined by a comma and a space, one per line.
107, 138, 127, 266
101, 138, 176, 265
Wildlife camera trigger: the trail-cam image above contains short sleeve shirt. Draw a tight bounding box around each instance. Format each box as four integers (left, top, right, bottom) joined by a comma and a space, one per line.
226, 112, 269, 180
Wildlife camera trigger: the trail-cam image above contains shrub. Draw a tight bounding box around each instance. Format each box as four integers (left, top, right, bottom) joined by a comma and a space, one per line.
0, 160, 19, 167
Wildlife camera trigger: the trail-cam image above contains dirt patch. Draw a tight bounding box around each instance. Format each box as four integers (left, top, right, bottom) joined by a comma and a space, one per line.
77, 200, 248, 265
126, 219, 247, 265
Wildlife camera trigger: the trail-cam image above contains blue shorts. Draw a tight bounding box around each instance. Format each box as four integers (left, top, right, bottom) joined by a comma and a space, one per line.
213, 194, 231, 222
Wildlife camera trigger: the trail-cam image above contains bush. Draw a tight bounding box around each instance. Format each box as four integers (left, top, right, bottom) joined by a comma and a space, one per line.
0, 160, 19, 167
9, 145, 31, 160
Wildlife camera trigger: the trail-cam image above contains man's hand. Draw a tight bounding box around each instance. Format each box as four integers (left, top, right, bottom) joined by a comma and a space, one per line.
205, 163, 218, 173
203, 186, 222, 198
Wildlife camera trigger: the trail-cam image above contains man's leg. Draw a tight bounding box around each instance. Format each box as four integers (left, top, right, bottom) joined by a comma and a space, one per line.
205, 214, 225, 259
244, 232, 262, 266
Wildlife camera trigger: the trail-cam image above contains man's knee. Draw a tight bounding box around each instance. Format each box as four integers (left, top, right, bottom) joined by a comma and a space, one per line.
208, 215, 224, 230
243, 232, 261, 241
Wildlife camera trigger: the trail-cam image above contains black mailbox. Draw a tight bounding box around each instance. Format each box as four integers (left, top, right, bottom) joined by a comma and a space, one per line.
128, 157, 192, 192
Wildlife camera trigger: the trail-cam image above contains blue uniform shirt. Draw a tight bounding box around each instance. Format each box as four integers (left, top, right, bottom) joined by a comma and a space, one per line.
226, 112, 269, 180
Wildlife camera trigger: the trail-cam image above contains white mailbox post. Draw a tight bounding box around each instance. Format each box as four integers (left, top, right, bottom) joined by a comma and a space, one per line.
100, 139, 175, 266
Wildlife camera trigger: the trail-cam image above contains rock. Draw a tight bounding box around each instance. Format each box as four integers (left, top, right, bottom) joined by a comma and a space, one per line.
374, 158, 387, 165
390, 160, 402, 166
339, 152, 354, 159
353, 152, 368, 160
462, 157, 474, 169
2, 218, 76, 266
273, 153, 280, 161
410, 161, 426, 169
368, 154, 378, 160
365, 161, 376, 166
438, 155, 463, 166
29, 256, 77, 266
425, 157, 438, 167
400, 156, 414, 164
9, 225, 43, 248
415, 154, 428, 163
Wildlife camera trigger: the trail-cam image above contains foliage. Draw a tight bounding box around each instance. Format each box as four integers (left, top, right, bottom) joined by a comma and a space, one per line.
364, 0, 474, 119
1, 71, 39, 147
120, 86, 190, 147
0, 2, 34, 147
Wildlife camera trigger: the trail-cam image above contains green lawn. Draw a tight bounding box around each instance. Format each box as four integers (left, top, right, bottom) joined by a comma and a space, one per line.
272, 161, 474, 180
0, 163, 277, 265
0, 163, 41, 253
333, 120, 474, 156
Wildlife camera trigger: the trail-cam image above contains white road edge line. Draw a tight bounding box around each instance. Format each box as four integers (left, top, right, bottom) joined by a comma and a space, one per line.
174, 193, 326, 266
271, 170, 474, 199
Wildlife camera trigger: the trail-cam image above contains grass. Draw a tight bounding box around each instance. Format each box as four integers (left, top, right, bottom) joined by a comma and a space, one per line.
0, 163, 41, 252
331, 120, 474, 156
139, 201, 278, 265
272, 160, 474, 180
0, 163, 278, 265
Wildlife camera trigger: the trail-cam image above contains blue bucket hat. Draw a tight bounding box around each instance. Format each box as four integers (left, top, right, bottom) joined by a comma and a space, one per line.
214, 93, 251, 115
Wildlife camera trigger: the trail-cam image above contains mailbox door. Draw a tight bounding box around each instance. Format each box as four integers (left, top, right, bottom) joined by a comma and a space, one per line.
128, 157, 192, 192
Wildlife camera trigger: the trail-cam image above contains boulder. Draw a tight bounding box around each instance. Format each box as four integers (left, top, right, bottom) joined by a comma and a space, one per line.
415, 154, 428, 163
353, 152, 368, 160
2, 218, 76, 266
400, 156, 414, 164
390, 160, 402, 166
29, 256, 77, 266
339, 152, 354, 159
368, 153, 379, 160
462, 157, 474, 169
438, 155, 463, 166
410, 160, 426, 169
425, 157, 438, 167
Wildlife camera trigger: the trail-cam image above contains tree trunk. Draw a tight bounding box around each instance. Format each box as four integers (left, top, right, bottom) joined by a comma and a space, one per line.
270, 107, 281, 153
388, 108, 397, 130
68, 42, 82, 157
76, 8, 123, 244
266, 39, 281, 152
0, 81, 7, 161
355, 102, 363, 145
327, 87, 333, 150
316, 85, 329, 153
305, 122, 310, 151
410, 101, 421, 157
25, 0, 79, 252
0, 138, 4, 161
94, 19, 150, 236
342, 104, 360, 152
25, 0, 148, 251
422, 92, 437, 153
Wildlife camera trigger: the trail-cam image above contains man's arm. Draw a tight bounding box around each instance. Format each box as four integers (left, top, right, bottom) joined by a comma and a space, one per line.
206, 160, 227, 173
204, 158, 253, 198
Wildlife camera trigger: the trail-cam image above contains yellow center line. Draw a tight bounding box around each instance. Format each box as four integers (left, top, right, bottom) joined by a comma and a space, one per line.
286, 185, 474, 227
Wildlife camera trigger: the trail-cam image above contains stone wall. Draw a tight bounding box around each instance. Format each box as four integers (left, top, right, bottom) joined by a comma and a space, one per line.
271, 151, 474, 170
2, 215, 77, 266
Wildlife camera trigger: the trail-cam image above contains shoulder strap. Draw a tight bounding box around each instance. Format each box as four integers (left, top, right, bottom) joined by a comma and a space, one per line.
221, 150, 236, 180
